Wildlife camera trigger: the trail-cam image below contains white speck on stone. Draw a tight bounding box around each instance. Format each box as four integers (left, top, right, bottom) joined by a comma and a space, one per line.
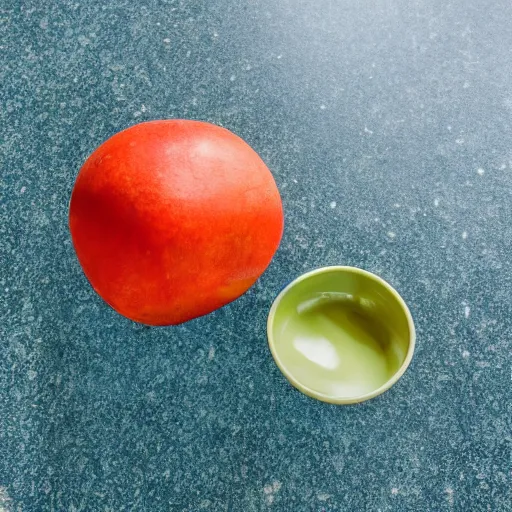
434, 198, 439, 207
230, 75, 236, 81
78, 35, 91, 46
391, 487, 399, 495
455, 138, 465, 144
393, 203, 401, 208
462, 231, 468, 240
213, 31, 219, 38
462, 350, 470, 358
141, 104, 147, 112
445, 487, 454, 505
364, 126, 373, 134
133, 111, 141, 118
263, 481, 282, 504
276, 54, 282, 59
330, 201, 336, 209
317, 493, 331, 501
163, 38, 171, 43
208, 346, 215, 360
447, 125, 452, 131
464, 306, 470, 318
20, 186, 26, 194
0, 486, 13, 509
499, 163, 507, 170
477, 168, 485, 176
320, 104, 326, 110
463, 81, 470, 89
245, 64, 252, 70
292, 179, 298, 184
387, 231, 396, 239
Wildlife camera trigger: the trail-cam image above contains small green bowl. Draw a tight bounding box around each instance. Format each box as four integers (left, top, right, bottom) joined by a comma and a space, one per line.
267, 266, 415, 404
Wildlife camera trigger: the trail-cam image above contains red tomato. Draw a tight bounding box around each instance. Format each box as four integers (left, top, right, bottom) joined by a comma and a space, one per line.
69, 120, 284, 325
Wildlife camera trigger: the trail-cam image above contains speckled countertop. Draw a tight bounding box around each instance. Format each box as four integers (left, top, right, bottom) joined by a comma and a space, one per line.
1, 1, 511, 511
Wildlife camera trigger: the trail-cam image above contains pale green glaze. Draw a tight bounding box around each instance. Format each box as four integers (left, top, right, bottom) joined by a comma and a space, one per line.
267, 267, 415, 404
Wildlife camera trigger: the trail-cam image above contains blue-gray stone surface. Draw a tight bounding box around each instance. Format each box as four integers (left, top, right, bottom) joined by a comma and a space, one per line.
1, 0, 511, 510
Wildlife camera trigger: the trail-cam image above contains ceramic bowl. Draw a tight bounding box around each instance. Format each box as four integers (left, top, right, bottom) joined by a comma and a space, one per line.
267, 266, 415, 404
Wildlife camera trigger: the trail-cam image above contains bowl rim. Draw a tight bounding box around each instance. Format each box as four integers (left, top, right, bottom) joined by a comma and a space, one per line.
266, 266, 416, 405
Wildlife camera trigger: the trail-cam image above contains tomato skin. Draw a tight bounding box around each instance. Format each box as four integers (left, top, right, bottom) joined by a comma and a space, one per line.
69, 120, 284, 325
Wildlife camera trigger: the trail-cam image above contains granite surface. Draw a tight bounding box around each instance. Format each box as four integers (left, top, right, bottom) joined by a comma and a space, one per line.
1, 0, 512, 510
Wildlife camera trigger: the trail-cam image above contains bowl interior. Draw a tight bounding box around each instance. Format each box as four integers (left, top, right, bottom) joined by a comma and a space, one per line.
268, 267, 414, 403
